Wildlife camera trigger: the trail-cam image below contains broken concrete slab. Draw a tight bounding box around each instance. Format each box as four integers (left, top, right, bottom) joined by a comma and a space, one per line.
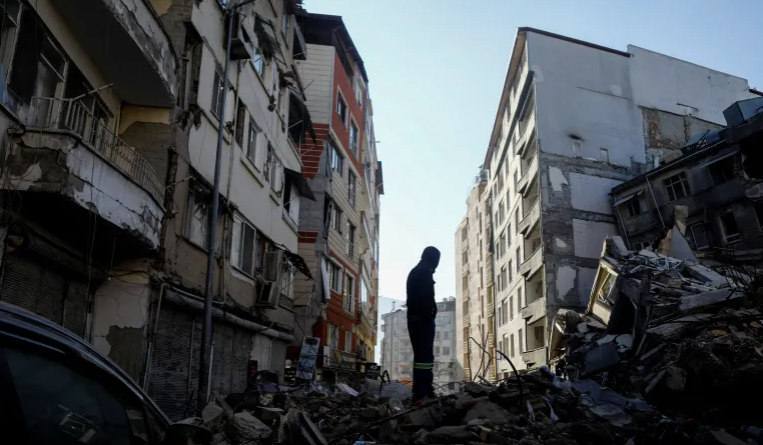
427, 425, 476, 443
462, 400, 516, 425
583, 342, 620, 374
228, 412, 272, 441
679, 290, 742, 313
685, 263, 728, 287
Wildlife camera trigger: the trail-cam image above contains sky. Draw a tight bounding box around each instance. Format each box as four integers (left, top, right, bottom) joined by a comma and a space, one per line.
303, 0, 763, 358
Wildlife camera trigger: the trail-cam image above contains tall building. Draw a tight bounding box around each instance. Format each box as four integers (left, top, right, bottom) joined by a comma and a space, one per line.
380, 298, 460, 391
293, 12, 383, 380
456, 27, 759, 375
0, 0, 379, 421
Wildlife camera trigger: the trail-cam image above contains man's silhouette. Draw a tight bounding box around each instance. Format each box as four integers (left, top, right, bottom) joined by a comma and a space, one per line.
406, 246, 440, 403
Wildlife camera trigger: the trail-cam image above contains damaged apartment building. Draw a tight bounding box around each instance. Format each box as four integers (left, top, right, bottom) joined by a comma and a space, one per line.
455, 27, 759, 375
612, 96, 763, 265
0, 0, 352, 421
291, 12, 383, 382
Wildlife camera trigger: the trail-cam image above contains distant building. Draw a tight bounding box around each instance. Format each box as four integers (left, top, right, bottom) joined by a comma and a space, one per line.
380, 298, 461, 391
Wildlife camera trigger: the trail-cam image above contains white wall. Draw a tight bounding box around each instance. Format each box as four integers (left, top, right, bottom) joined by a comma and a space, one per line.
572, 219, 617, 259
296, 44, 335, 125
628, 45, 756, 125
569, 172, 623, 215
528, 33, 646, 165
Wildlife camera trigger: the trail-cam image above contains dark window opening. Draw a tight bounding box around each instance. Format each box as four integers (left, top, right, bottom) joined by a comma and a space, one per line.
688, 223, 710, 250
336, 93, 347, 126
663, 172, 691, 202
720, 212, 740, 243
235, 102, 246, 145
708, 156, 735, 185
626, 197, 645, 218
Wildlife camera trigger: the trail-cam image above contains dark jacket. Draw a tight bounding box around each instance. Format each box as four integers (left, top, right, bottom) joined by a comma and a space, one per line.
406, 247, 440, 320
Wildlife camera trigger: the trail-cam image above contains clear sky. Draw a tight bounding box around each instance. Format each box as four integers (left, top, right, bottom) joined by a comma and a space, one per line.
304, 0, 763, 305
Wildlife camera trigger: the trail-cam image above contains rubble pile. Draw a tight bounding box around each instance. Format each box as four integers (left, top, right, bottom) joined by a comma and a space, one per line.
553, 236, 763, 443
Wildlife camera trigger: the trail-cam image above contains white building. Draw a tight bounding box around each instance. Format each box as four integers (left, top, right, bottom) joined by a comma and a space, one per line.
459, 27, 759, 377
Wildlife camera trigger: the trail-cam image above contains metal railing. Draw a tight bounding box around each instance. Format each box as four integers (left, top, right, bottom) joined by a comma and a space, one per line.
25, 97, 163, 203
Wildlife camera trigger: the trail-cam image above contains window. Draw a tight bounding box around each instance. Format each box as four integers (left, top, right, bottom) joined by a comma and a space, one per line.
517, 287, 523, 310
509, 297, 514, 319
534, 326, 545, 346
355, 78, 364, 106
435, 331, 441, 340
231, 214, 257, 275
687, 223, 710, 250
344, 273, 355, 314
516, 248, 521, 266
434, 346, 440, 355
720, 212, 741, 243
337, 92, 347, 126
281, 12, 289, 39
444, 331, 449, 340
329, 262, 342, 293
443, 347, 450, 355
331, 144, 344, 177
349, 121, 359, 156
663, 172, 691, 202
344, 331, 352, 353
3, 344, 157, 445
500, 266, 507, 291
709, 156, 735, 185
329, 324, 340, 349
247, 118, 259, 162
626, 196, 645, 218
211, 67, 224, 117
332, 205, 343, 233
502, 300, 508, 323
235, 102, 246, 145
510, 334, 515, 357
508, 260, 513, 283
503, 334, 508, 356
572, 139, 583, 157
347, 223, 356, 258
498, 341, 503, 358
253, 46, 265, 78
185, 187, 209, 249
348, 170, 357, 207
518, 328, 523, 352
507, 226, 512, 248
515, 211, 519, 233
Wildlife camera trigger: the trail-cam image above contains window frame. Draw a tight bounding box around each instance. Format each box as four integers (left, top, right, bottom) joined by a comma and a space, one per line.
247, 118, 260, 164
336, 91, 348, 127
331, 143, 344, 177
349, 119, 359, 156
211, 66, 224, 118
231, 213, 258, 276
688, 222, 710, 250
329, 262, 343, 293
719, 212, 741, 243
663, 172, 691, 202
252, 45, 266, 79
185, 186, 210, 250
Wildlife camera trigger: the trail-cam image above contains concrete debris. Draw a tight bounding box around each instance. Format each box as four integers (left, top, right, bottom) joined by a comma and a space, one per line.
546, 235, 763, 445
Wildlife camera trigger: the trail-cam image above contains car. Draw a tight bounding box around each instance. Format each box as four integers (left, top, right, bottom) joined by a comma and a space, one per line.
0, 301, 211, 445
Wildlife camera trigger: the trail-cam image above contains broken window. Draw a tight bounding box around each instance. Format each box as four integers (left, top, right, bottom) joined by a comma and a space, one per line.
663, 172, 691, 202
708, 156, 735, 185
687, 223, 710, 250
252, 46, 266, 78
185, 185, 210, 249
211, 67, 224, 117
626, 196, 645, 218
720, 212, 741, 243
231, 214, 257, 276
534, 326, 545, 346
336, 92, 347, 127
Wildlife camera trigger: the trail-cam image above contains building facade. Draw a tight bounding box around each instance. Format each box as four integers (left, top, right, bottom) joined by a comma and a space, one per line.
456, 27, 758, 375
292, 12, 383, 381
0, 0, 381, 422
379, 305, 411, 382
612, 98, 763, 261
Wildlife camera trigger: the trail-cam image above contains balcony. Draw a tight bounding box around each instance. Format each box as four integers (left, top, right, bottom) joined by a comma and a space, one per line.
486, 265, 494, 286
521, 296, 546, 324
463, 287, 470, 301
522, 346, 547, 368
487, 301, 494, 316
517, 159, 538, 196
463, 315, 470, 327
519, 248, 543, 278
48, 0, 177, 107
518, 199, 540, 236
9, 97, 163, 248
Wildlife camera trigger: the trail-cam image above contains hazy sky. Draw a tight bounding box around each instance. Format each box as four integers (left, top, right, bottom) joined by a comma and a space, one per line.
304, 0, 763, 303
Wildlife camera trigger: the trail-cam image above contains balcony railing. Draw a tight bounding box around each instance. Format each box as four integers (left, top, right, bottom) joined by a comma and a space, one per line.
25, 97, 163, 203
521, 295, 545, 322
517, 158, 538, 196
487, 301, 494, 316
518, 199, 540, 236
462, 315, 470, 327
519, 247, 543, 278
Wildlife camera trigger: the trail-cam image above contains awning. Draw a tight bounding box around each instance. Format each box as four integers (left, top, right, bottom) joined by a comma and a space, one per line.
282, 249, 312, 280
613, 190, 644, 207
699, 150, 738, 169
255, 14, 283, 61
284, 168, 316, 201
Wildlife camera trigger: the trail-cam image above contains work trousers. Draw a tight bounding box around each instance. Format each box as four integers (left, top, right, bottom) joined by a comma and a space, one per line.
407, 314, 435, 400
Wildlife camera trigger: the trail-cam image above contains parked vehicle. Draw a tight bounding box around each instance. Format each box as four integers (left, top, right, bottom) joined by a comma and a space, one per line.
0, 301, 210, 445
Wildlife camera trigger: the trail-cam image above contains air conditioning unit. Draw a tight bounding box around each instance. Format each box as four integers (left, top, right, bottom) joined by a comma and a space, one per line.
263, 250, 283, 282
225, 13, 254, 61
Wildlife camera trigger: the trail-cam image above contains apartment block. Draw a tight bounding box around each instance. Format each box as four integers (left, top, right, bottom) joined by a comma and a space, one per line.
292, 12, 383, 381
457, 27, 758, 374
0, 0, 355, 421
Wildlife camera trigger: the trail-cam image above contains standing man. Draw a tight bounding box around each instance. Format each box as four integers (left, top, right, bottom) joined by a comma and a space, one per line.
406, 246, 441, 403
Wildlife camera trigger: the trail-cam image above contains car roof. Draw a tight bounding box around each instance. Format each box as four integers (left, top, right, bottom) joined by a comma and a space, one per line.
0, 301, 171, 424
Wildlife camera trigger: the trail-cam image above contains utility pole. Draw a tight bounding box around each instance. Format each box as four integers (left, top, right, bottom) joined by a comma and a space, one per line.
198, 0, 257, 410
